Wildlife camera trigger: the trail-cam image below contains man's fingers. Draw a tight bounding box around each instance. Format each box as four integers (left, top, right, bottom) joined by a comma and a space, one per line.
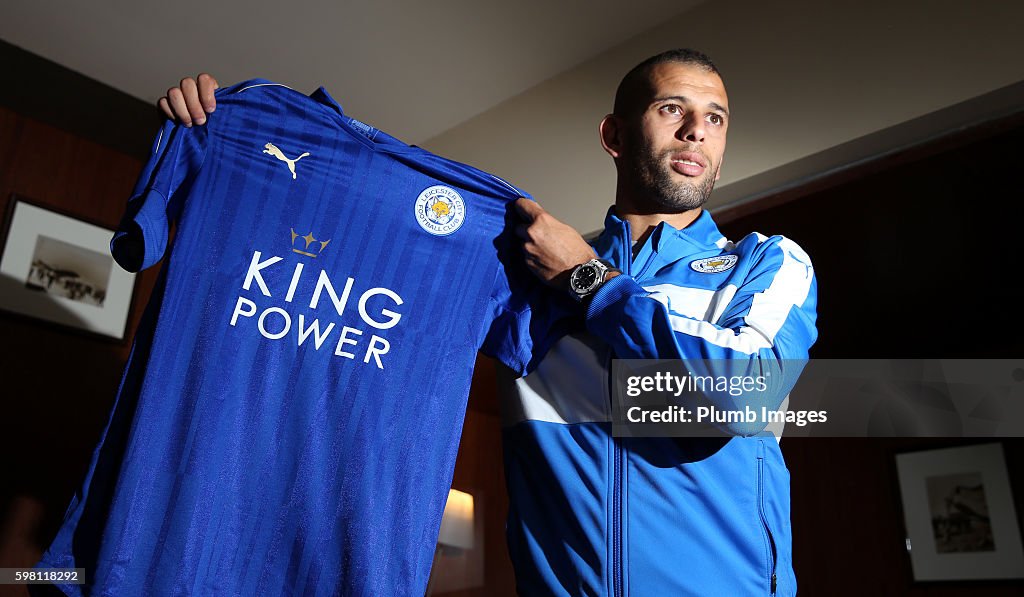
180, 78, 207, 125
513, 197, 543, 222
157, 97, 174, 121
165, 87, 192, 126
196, 73, 219, 113
158, 73, 219, 124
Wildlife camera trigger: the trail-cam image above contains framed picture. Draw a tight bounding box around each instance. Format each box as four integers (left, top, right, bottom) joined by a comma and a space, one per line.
0, 195, 136, 340
895, 443, 1024, 581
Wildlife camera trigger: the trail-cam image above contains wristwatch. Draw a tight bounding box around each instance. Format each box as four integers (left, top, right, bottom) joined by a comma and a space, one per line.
568, 259, 620, 302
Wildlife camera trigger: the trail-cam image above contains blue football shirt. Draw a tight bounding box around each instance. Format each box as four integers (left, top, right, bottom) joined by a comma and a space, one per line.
35, 80, 545, 596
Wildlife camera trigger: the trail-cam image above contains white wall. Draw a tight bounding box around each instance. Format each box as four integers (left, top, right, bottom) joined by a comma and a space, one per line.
424, 0, 1024, 232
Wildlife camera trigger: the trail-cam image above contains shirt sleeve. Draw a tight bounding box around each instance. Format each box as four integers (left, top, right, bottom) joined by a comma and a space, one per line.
110, 119, 209, 272
478, 217, 577, 377
585, 235, 819, 435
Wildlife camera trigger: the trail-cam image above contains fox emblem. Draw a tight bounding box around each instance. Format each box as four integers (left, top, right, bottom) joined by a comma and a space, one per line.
263, 143, 310, 180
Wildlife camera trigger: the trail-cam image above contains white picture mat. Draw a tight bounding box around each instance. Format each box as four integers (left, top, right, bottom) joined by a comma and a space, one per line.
0, 201, 135, 338
896, 443, 1024, 580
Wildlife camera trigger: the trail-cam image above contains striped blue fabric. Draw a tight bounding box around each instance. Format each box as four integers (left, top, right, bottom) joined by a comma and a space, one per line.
35, 80, 537, 596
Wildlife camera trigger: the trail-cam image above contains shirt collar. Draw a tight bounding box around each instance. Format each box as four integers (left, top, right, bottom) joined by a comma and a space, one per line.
598, 206, 727, 255
309, 86, 345, 118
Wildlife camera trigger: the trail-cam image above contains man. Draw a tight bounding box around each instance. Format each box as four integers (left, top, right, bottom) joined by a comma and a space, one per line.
159, 48, 817, 596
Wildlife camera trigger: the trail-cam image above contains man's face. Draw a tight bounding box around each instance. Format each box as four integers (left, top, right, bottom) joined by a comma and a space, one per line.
622, 63, 729, 212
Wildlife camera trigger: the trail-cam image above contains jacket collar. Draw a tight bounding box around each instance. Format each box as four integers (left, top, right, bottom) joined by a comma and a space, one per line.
594, 206, 728, 265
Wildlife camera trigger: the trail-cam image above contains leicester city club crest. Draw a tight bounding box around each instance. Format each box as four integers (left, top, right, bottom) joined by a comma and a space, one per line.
689, 254, 739, 274
414, 185, 466, 236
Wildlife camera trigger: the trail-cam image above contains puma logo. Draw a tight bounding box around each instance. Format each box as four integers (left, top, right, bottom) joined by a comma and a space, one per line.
263, 142, 310, 180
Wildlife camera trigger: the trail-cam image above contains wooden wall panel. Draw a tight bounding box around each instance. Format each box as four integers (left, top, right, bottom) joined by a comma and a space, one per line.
721, 121, 1024, 595
0, 106, 159, 577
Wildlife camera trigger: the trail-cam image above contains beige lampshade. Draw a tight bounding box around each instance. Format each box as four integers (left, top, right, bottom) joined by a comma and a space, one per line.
437, 488, 474, 550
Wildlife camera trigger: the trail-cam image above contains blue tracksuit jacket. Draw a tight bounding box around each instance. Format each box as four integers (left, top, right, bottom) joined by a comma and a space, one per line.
500, 207, 818, 596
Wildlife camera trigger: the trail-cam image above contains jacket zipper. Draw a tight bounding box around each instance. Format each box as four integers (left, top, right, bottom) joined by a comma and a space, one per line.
604, 346, 624, 597
757, 439, 778, 594
613, 429, 624, 597
610, 220, 635, 597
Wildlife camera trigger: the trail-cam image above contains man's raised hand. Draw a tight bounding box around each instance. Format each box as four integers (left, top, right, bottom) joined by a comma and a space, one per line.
157, 73, 219, 127
513, 198, 597, 290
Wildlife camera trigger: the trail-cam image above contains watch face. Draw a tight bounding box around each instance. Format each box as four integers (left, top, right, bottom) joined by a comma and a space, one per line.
573, 265, 598, 291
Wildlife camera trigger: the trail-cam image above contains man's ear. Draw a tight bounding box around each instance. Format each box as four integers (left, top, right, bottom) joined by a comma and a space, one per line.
599, 114, 624, 159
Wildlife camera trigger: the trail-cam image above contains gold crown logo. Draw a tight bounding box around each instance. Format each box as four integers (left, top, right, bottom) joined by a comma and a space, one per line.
290, 228, 331, 257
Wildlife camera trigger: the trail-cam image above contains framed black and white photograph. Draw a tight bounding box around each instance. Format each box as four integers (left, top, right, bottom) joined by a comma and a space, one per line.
0, 195, 136, 340
896, 443, 1024, 581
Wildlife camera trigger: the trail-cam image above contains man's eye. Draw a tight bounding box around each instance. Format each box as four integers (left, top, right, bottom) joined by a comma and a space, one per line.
660, 105, 682, 115
707, 113, 724, 126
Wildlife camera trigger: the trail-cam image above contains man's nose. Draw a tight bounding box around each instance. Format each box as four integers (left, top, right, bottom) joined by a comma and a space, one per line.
677, 117, 705, 143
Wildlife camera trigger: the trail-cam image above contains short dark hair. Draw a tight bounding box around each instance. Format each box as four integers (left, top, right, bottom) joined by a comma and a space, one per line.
613, 49, 721, 116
